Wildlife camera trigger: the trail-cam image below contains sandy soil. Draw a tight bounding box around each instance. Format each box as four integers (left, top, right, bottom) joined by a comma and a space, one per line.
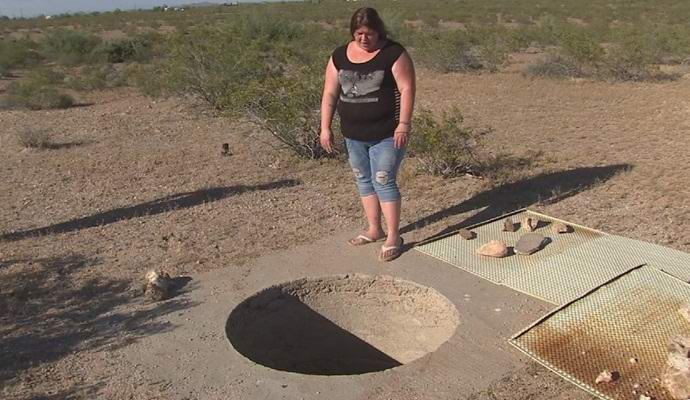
1, 60, 689, 399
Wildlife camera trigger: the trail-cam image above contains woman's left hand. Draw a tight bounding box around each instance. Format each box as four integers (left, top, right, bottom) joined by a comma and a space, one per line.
394, 123, 410, 149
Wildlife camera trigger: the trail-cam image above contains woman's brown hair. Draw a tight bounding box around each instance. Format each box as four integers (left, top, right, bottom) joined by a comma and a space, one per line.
350, 7, 387, 40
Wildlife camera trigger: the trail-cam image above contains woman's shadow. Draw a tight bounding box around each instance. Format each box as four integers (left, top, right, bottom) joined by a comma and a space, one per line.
0, 179, 301, 242
401, 164, 632, 247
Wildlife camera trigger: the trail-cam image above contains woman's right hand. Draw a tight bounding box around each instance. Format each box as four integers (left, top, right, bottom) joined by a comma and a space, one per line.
320, 129, 334, 153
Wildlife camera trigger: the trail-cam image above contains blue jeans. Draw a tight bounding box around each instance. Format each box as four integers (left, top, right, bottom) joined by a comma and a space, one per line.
345, 137, 406, 203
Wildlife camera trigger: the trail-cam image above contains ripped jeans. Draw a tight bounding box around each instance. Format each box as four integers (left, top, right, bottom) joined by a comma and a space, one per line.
345, 136, 406, 203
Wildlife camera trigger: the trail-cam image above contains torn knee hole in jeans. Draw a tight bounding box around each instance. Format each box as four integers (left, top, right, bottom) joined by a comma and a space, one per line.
352, 168, 364, 179
375, 171, 389, 185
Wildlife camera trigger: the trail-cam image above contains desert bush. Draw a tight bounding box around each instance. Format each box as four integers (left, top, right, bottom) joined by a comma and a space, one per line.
157, 18, 304, 110
0, 38, 40, 76
27, 67, 66, 85
64, 64, 128, 90
525, 53, 584, 79
42, 29, 102, 65
243, 69, 332, 159
415, 30, 483, 73
95, 36, 154, 63
415, 27, 510, 73
16, 127, 54, 149
558, 28, 604, 65
4, 80, 75, 110
600, 31, 679, 82
408, 108, 488, 177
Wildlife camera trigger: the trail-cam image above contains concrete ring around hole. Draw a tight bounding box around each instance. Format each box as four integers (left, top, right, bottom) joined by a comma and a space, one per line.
225, 273, 460, 376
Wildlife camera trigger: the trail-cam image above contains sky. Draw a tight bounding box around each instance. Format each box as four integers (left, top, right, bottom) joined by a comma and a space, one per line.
0, 1, 271, 18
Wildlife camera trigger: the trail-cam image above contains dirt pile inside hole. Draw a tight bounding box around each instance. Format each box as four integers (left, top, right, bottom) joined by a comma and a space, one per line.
226, 274, 460, 375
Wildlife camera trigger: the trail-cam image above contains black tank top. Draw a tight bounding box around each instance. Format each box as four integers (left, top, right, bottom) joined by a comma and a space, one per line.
332, 40, 405, 141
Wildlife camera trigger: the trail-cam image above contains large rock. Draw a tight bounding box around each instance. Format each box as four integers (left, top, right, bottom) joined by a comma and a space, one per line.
515, 233, 548, 255
476, 240, 509, 258
663, 336, 690, 400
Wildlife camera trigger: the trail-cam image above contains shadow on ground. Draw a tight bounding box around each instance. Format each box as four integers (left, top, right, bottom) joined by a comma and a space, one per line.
404, 164, 632, 246
227, 289, 401, 375
0, 179, 301, 242
0, 254, 197, 386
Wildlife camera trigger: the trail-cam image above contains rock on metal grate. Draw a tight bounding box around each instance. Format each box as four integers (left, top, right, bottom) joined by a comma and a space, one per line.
415, 210, 604, 288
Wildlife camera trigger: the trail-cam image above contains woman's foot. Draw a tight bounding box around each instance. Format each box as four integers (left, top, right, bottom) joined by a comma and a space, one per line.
348, 229, 385, 246
379, 236, 404, 262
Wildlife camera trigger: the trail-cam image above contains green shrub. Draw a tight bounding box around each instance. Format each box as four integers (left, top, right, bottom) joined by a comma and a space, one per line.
415, 27, 510, 73
95, 36, 154, 63
27, 67, 66, 85
525, 53, 584, 79
558, 28, 604, 64
415, 30, 483, 73
243, 69, 333, 159
158, 19, 302, 110
0, 38, 40, 76
4, 80, 75, 110
64, 64, 127, 90
42, 29, 102, 65
409, 107, 488, 177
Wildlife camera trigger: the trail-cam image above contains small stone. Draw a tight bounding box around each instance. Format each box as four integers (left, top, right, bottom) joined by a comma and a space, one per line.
595, 369, 619, 384
515, 233, 548, 255
678, 304, 690, 323
458, 228, 476, 240
476, 240, 509, 258
143, 270, 172, 301
630, 357, 638, 364
502, 217, 516, 232
639, 395, 651, 400
633, 383, 641, 389
522, 217, 538, 232
552, 222, 572, 234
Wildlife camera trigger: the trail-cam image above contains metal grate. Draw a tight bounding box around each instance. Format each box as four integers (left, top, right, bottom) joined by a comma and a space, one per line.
510, 266, 690, 400
415, 210, 690, 305
415, 210, 604, 288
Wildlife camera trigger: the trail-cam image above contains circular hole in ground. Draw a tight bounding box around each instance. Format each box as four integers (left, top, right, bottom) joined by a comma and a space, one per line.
226, 274, 459, 376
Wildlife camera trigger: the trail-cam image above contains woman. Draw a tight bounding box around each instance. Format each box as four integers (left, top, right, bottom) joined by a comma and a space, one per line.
320, 7, 416, 262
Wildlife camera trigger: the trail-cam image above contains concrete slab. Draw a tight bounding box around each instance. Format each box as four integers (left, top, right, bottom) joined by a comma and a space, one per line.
120, 231, 555, 399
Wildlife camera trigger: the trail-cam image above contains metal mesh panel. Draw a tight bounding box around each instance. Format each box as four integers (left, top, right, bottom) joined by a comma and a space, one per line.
415, 210, 604, 286
502, 236, 647, 305
510, 266, 690, 400
415, 210, 690, 305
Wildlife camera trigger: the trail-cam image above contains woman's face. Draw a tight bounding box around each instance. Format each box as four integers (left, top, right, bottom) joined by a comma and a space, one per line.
353, 26, 380, 51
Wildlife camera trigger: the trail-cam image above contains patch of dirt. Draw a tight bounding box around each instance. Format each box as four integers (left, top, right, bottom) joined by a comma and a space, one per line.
1, 62, 689, 398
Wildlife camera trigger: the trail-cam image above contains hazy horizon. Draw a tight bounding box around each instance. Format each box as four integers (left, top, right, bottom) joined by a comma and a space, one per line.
0, 0, 286, 18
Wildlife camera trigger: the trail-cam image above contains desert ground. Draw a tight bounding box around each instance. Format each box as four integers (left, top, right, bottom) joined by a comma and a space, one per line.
1, 41, 690, 399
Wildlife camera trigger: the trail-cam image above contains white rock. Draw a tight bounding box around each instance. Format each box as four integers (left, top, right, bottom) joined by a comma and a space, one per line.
595, 369, 618, 384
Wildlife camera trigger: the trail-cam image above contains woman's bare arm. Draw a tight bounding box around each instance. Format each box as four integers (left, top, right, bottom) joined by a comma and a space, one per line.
320, 56, 340, 153
391, 50, 416, 149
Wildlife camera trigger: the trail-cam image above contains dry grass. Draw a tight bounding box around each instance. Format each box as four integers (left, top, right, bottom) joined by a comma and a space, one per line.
16, 127, 53, 149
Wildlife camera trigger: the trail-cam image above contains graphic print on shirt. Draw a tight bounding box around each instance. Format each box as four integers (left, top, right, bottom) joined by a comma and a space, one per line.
338, 70, 384, 103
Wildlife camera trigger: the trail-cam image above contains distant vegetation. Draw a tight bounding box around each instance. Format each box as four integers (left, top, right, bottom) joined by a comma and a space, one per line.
1, 0, 689, 166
